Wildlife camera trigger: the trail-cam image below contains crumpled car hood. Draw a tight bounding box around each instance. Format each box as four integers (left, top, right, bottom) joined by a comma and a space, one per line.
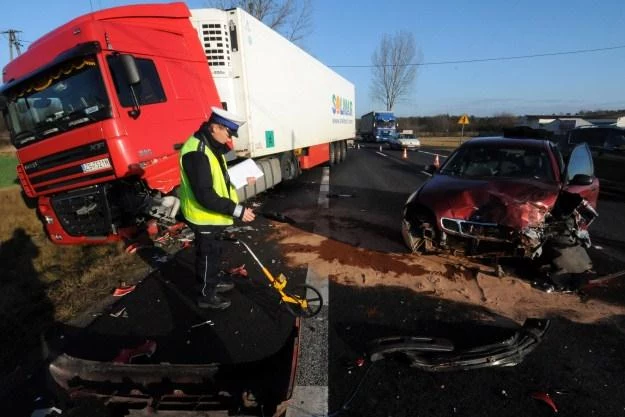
418, 175, 560, 229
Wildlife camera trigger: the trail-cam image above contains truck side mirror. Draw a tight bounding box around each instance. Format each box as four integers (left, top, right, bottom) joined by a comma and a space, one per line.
119, 54, 142, 119
120, 54, 141, 85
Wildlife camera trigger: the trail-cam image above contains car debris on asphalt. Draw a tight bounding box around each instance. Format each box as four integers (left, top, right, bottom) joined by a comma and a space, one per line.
367, 319, 550, 371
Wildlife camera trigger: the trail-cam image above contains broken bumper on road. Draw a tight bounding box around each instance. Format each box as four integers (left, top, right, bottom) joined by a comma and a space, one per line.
367, 319, 550, 371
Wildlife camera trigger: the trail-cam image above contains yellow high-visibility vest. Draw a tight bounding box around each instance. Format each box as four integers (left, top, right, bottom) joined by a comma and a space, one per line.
179, 136, 238, 226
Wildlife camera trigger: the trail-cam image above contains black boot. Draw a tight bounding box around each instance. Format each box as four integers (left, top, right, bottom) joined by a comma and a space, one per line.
197, 293, 231, 310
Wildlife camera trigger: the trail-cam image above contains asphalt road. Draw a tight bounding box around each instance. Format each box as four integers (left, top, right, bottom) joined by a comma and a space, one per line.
8, 144, 625, 417
260, 144, 625, 417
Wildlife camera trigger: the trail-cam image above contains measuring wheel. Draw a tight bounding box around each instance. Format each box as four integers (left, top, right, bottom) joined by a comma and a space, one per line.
283, 284, 323, 318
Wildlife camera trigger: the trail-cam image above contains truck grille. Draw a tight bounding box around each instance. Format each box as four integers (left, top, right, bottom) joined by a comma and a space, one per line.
23, 140, 115, 195
50, 185, 112, 237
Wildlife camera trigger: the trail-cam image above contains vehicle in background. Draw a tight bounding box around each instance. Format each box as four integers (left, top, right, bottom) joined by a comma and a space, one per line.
360, 111, 396, 143
0, 4, 355, 246
566, 125, 625, 195
402, 136, 600, 279
388, 132, 421, 150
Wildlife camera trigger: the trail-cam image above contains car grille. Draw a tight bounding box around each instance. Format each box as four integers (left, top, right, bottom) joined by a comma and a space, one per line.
23, 140, 115, 195
441, 218, 508, 241
50, 185, 112, 237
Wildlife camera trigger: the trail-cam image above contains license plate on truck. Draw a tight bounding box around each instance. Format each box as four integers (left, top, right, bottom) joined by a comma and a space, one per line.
81, 158, 111, 173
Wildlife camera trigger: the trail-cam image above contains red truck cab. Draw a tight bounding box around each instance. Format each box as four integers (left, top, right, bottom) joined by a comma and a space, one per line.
1, 2, 220, 244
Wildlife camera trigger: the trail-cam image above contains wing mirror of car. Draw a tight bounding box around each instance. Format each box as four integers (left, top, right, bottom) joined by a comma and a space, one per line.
569, 173, 594, 186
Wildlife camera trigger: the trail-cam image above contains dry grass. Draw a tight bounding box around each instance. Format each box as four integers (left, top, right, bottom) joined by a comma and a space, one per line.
419, 136, 467, 149
0, 187, 149, 375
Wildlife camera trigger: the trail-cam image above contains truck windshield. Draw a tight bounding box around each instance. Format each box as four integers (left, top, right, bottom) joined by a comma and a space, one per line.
376, 120, 396, 128
4, 56, 111, 149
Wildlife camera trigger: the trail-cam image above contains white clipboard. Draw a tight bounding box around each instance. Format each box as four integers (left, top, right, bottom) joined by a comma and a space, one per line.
227, 158, 264, 189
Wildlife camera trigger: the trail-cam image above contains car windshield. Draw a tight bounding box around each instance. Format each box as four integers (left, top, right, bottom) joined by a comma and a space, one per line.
4, 56, 111, 148
440, 145, 554, 181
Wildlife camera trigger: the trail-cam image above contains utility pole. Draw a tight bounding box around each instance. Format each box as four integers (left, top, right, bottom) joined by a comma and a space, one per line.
2, 29, 23, 61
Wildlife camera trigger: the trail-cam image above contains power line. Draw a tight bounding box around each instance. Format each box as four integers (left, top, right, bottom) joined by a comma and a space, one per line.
329, 44, 625, 68
1, 29, 23, 61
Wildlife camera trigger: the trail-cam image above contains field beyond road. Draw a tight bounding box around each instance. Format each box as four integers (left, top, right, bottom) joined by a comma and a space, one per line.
0, 187, 149, 391
0, 154, 17, 188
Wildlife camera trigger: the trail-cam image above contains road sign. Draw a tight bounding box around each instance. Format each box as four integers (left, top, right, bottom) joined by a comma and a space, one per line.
458, 114, 470, 125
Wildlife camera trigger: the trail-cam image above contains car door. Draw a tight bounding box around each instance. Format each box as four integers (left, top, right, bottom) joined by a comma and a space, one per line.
595, 129, 625, 192
563, 143, 600, 208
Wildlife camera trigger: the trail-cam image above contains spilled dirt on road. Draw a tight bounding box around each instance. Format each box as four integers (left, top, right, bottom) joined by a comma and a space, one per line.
269, 223, 625, 324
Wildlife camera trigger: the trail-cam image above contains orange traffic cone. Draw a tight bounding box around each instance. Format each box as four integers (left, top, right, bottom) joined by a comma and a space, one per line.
402, 147, 408, 159
433, 154, 440, 169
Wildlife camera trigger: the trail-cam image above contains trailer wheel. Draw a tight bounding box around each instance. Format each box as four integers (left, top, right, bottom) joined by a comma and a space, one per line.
334, 141, 342, 163
340, 140, 347, 162
329, 142, 337, 165
280, 152, 299, 181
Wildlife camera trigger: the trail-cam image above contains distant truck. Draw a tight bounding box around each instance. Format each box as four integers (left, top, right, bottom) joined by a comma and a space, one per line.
359, 111, 397, 142
0, 3, 355, 245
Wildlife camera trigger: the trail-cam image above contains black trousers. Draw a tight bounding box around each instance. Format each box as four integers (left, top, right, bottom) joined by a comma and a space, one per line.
189, 224, 227, 297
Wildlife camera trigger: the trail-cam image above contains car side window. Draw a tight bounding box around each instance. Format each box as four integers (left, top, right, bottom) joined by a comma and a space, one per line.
605, 131, 625, 150
566, 143, 594, 181
569, 129, 605, 148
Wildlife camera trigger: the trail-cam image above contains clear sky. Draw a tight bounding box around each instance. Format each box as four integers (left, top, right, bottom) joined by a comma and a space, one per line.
2, 0, 624, 117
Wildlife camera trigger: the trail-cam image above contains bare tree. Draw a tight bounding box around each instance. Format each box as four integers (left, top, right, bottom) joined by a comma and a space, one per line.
370, 31, 421, 111
207, 0, 313, 42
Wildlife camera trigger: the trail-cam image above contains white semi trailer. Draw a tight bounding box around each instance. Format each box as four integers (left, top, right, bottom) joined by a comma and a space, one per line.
190, 8, 356, 201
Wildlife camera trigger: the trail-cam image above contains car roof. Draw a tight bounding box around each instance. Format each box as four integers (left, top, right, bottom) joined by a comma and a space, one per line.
571, 125, 625, 132
463, 137, 549, 150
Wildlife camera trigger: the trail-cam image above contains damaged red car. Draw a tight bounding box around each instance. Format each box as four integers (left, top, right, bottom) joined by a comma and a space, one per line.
402, 137, 599, 274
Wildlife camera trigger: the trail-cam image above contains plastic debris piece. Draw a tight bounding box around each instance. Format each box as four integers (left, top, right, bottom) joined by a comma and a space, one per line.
113, 285, 136, 297
531, 392, 558, 413
356, 358, 366, 367
125, 243, 140, 254
31, 407, 62, 417
190, 320, 214, 329
152, 255, 170, 263
228, 264, 248, 277
113, 340, 157, 364
109, 307, 128, 318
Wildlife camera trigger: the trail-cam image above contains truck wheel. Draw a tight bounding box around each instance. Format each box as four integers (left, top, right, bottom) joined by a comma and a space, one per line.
329, 142, 337, 165
340, 140, 347, 162
280, 152, 299, 181
335, 141, 343, 163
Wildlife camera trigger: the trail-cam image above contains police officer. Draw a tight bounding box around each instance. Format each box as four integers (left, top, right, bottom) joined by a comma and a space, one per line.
179, 107, 255, 310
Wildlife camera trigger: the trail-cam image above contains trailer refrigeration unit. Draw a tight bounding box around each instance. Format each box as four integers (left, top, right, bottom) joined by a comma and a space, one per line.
0, 3, 355, 245
360, 111, 397, 142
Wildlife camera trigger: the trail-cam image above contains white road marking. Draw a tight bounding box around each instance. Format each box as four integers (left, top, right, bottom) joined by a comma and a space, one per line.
375, 151, 388, 157
286, 166, 330, 417
418, 150, 448, 158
